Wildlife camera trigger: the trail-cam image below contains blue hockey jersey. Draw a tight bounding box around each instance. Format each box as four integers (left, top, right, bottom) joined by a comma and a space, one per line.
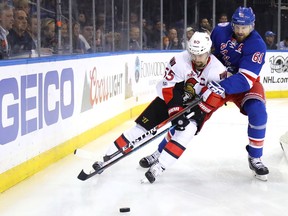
211, 23, 266, 94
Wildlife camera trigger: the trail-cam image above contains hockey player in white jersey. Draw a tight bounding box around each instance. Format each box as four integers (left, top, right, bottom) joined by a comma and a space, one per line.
92, 32, 227, 175
139, 32, 228, 183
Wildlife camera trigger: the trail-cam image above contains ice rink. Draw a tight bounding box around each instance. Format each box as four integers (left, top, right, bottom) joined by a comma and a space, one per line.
0, 98, 288, 216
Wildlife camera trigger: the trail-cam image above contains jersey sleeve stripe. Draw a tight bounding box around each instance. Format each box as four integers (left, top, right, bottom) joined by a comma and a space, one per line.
239, 68, 258, 88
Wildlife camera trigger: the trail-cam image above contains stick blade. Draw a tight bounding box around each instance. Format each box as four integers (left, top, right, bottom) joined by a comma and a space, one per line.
77, 169, 90, 181
77, 168, 101, 181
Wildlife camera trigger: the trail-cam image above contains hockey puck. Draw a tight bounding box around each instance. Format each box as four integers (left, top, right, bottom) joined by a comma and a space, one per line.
119, 207, 130, 213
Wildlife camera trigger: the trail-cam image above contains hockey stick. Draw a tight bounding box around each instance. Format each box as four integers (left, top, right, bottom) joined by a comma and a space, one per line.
77, 97, 202, 181
109, 96, 202, 157
77, 126, 172, 181
75, 97, 202, 162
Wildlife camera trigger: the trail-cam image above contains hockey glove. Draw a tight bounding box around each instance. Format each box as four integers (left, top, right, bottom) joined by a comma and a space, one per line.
199, 81, 225, 113
168, 106, 189, 131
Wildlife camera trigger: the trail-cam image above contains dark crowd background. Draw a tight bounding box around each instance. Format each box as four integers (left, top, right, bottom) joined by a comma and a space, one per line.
0, 0, 287, 59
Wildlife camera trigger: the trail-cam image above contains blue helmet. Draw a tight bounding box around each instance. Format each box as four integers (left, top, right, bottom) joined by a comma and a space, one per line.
232, 7, 255, 25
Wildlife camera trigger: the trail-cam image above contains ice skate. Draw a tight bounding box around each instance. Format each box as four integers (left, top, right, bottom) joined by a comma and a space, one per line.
139, 150, 160, 168
248, 156, 269, 181
144, 160, 165, 183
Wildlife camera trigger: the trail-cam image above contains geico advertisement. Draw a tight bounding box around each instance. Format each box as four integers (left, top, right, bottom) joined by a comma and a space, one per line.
0, 68, 74, 145
0, 59, 124, 173
0, 62, 78, 173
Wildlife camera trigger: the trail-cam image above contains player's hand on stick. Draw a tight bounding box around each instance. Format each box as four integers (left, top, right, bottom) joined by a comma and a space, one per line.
200, 81, 225, 112
203, 81, 225, 98
168, 106, 189, 131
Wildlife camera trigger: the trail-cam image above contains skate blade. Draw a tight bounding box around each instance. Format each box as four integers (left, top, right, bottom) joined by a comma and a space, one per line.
252, 171, 268, 181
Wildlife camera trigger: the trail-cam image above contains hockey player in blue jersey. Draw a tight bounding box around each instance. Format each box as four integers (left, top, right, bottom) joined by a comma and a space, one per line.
140, 7, 269, 182
211, 6, 269, 181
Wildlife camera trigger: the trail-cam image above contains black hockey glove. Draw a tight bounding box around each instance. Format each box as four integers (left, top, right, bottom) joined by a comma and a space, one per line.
173, 114, 190, 131
168, 106, 190, 131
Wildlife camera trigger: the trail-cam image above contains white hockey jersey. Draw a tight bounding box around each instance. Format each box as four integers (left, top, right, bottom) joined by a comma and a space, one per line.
156, 50, 227, 105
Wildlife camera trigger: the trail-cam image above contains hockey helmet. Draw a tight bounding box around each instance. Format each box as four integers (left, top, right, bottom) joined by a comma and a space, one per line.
187, 31, 212, 55
232, 7, 255, 26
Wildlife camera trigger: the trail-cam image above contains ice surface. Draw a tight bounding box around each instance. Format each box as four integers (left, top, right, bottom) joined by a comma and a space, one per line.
0, 99, 288, 216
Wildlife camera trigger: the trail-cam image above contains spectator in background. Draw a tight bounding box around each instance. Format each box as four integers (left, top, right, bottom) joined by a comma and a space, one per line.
129, 26, 141, 50
72, 22, 85, 54
278, 36, 288, 50
96, 12, 106, 32
182, 26, 195, 49
41, 18, 57, 53
103, 31, 113, 52
0, 3, 14, 59
95, 29, 103, 52
97, 29, 105, 51
141, 18, 150, 50
218, 13, 228, 23
186, 27, 195, 40
150, 19, 167, 49
29, 13, 53, 55
162, 36, 169, 50
7, 8, 35, 57
13, 0, 30, 15
264, 31, 277, 50
142, 18, 153, 49
104, 31, 122, 52
167, 27, 182, 50
61, 20, 70, 51
198, 17, 212, 34
79, 21, 93, 53
77, 10, 87, 27
130, 12, 140, 28
28, 13, 38, 47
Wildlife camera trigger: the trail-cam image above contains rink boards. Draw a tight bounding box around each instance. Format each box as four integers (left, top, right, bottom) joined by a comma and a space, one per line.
0, 50, 287, 192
